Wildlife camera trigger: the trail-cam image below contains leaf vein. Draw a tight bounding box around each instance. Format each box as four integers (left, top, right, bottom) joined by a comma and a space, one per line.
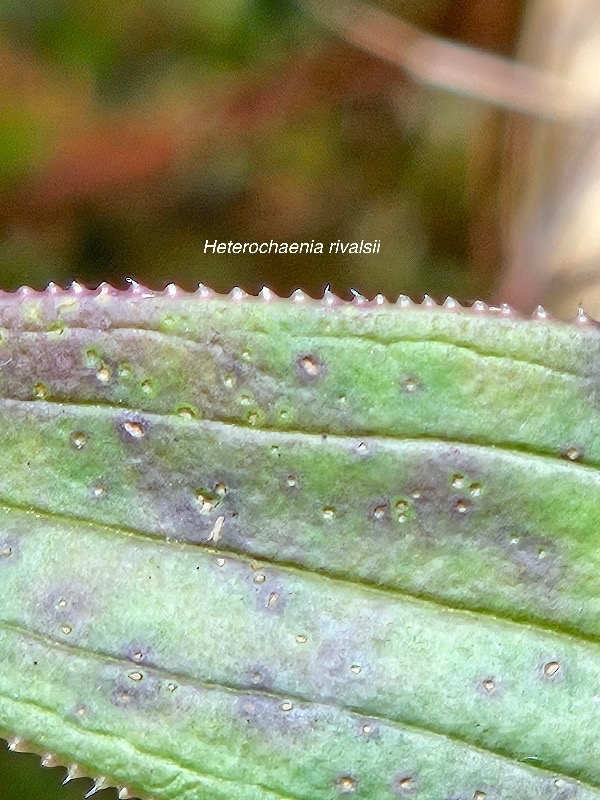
2, 395, 600, 475
2, 621, 599, 795
2, 495, 600, 652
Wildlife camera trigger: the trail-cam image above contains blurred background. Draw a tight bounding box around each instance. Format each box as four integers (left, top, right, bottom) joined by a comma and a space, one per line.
2, 0, 600, 797
0, 0, 599, 318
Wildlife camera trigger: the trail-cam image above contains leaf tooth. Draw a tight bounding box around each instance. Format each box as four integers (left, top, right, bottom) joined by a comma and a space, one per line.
350, 288, 367, 305
41, 752, 59, 767
46, 281, 62, 295
470, 299, 489, 313
85, 776, 109, 797
532, 304, 551, 321
196, 282, 214, 298
322, 285, 343, 306
488, 301, 516, 317
7, 735, 29, 752
421, 294, 437, 308
396, 294, 414, 309
16, 285, 34, 299
576, 305, 593, 325
229, 286, 248, 302
126, 277, 141, 293
443, 296, 460, 310
259, 286, 275, 302
373, 292, 388, 306
164, 283, 181, 297
69, 280, 86, 295
95, 281, 116, 298
290, 288, 309, 303
62, 763, 85, 784
124, 277, 155, 298
118, 788, 137, 800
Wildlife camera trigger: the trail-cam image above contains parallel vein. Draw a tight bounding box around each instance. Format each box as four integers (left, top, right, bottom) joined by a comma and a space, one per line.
2, 620, 599, 795
2, 394, 600, 476
4, 321, 591, 380
0, 688, 307, 800
2, 494, 600, 651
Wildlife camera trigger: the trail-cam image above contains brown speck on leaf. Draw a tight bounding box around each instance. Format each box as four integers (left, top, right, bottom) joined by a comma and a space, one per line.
478, 677, 497, 695
542, 660, 561, 679
401, 376, 420, 393
297, 353, 324, 379
123, 420, 145, 438
96, 364, 112, 383
370, 500, 389, 521
127, 643, 150, 664
453, 497, 471, 515
563, 446, 584, 462
394, 774, 417, 795
69, 430, 88, 450
117, 413, 148, 441
335, 775, 357, 794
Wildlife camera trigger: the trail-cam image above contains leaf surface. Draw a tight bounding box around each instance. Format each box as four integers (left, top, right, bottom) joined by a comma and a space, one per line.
1, 286, 600, 800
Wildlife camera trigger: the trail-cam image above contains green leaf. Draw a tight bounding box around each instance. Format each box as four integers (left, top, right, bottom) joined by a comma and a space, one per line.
1, 285, 600, 800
